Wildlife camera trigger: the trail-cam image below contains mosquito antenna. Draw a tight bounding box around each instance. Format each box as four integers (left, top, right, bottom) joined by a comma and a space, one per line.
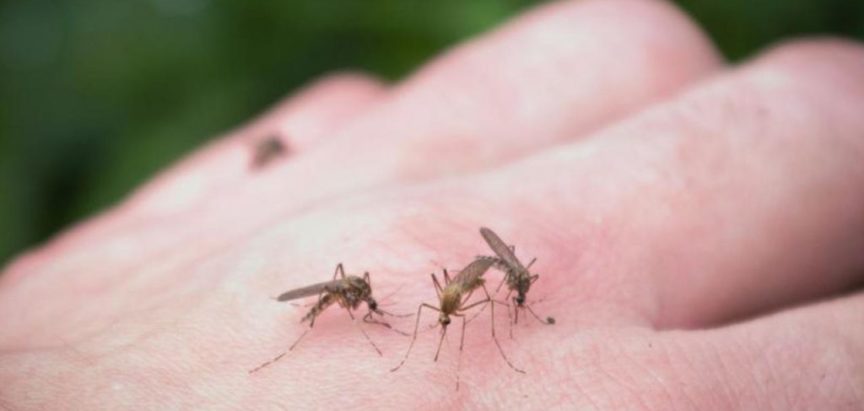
495, 272, 509, 293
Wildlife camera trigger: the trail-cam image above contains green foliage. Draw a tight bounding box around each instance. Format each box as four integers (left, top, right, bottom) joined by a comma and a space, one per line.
0, 0, 862, 264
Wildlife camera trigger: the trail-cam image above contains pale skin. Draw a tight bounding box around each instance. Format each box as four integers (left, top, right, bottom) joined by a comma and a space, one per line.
2, 0, 864, 409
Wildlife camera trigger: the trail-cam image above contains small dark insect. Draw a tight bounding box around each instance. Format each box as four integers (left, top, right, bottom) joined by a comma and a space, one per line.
250, 135, 288, 169
249, 263, 405, 374
390, 258, 524, 389
479, 227, 555, 328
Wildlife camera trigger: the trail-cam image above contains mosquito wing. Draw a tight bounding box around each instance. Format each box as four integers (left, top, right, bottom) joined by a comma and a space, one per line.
275, 280, 339, 302
479, 227, 525, 270
452, 257, 495, 286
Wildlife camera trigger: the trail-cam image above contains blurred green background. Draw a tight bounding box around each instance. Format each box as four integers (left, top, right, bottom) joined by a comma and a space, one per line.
1, 0, 863, 266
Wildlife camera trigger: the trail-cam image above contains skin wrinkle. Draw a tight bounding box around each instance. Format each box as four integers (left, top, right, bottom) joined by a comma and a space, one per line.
770, 332, 810, 409
706, 333, 756, 410
616, 337, 679, 410
822, 316, 864, 408
627, 335, 706, 411
660, 334, 721, 410
669, 295, 864, 411
652, 335, 702, 411
769, 329, 837, 409
561, 336, 609, 410
735, 331, 772, 409
596, 361, 649, 410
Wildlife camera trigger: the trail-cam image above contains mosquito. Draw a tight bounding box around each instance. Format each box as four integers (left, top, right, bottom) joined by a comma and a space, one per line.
249, 263, 406, 374
479, 227, 555, 329
250, 134, 288, 169
390, 258, 524, 389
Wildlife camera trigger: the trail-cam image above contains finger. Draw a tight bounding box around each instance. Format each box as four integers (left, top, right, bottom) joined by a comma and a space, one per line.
480, 291, 864, 409
126, 0, 723, 219
253, 0, 721, 202
261, 40, 864, 332
121, 0, 722, 257
451, 39, 864, 328
0, 0, 721, 312
634, 39, 864, 327
671, 291, 864, 410
556, 292, 864, 409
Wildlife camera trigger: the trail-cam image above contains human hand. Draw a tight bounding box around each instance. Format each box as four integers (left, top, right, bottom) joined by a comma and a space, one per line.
2, 0, 863, 409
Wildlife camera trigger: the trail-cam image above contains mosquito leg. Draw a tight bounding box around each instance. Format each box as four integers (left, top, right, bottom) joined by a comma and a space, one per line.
346, 308, 382, 356
460, 289, 476, 307
302, 292, 328, 327
364, 310, 410, 336
288, 327, 311, 352
526, 257, 537, 269
464, 303, 487, 325
334, 263, 346, 280
494, 272, 508, 293
525, 303, 555, 325
249, 348, 291, 374
248, 323, 312, 374
431, 273, 443, 299
391, 303, 439, 372
377, 308, 414, 318
470, 289, 511, 334
462, 288, 492, 324
457, 314, 468, 391
481, 285, 525, 374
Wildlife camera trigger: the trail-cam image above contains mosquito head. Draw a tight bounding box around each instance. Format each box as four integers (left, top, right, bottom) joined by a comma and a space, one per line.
367, 298, 379, 312
439, 313, 451, 327
515, 293, 526, 306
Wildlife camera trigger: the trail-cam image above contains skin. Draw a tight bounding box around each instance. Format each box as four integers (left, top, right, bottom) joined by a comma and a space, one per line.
1, 0, 864, 409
